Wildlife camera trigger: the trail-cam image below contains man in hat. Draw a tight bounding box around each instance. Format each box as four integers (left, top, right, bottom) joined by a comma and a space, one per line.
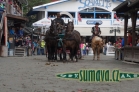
53, 13, 65, 34
91, 22, 101, 39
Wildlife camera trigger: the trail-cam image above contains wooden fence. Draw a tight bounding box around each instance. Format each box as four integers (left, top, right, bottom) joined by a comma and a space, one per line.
115, 47, 139, 62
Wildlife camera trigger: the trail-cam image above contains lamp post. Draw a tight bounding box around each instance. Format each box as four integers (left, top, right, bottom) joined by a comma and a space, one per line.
110, 26, 120, 43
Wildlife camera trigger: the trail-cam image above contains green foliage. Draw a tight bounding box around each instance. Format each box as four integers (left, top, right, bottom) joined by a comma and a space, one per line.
24, 0, 50, 14
23, 0, 51, 27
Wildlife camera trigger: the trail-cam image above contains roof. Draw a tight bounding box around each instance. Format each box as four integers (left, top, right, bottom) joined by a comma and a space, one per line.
128, 0, 139, 8
113, 0, 139, 13
26, 9, 39, 16
33, 0, 69, 10
112, 1, 129, 13
7, 14, 28, 22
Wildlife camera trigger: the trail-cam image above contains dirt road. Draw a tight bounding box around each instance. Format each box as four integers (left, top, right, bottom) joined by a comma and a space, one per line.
0, 55, 139, 92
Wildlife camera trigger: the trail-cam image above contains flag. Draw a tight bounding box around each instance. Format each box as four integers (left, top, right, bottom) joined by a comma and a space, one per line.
114, 14, 119, 21
78, 13, 82, 22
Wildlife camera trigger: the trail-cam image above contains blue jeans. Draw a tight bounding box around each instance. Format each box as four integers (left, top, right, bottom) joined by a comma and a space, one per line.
104, 47, 107, 55
83, 49, 86, 55
37, 48, 41, 55
40, 48, 44, 55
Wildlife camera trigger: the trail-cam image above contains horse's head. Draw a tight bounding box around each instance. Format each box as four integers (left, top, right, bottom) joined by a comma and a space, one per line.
57, 23, 64, 34
66, 20, 74, 35
50, 20, 58, 35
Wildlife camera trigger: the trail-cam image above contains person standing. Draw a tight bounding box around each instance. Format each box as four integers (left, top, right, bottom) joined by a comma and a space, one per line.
18, 26, 24, 38
86, 43, 89, 55
40, 40, 45, 55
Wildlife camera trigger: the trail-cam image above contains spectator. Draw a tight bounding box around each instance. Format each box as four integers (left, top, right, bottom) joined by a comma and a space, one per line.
86, 43, 89, 55
127, 32, 132, 45
137, 39, 139, 46
18, 37, 23, 47
37, 40, 41, 55
15, 39, 19, 47
80, 42, 83, 57
18, 26, 24, 38
40, 40, 45, 55
121, 38, 124, 47
83, 42, 86, 56
9, 26, 15, 35
103, 43, 106, 55
33, 40, 37, 55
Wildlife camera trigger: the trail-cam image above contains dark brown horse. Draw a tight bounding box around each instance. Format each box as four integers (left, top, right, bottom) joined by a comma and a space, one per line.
63, 20, 81, 62
44, 20, 59, 61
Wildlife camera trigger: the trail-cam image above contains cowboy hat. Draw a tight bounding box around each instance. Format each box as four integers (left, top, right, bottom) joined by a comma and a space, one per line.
95, 22, 99, 25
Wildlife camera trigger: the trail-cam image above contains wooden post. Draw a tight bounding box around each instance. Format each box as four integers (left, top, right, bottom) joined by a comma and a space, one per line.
123, 15, 128, 60
4, 17, 7, 46
131, 10, 137, 62
124, 15, 128, 46
131, 11, 137, 46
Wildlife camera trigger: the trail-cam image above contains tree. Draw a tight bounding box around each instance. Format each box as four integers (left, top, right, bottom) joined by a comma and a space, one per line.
23, 0, 51, 27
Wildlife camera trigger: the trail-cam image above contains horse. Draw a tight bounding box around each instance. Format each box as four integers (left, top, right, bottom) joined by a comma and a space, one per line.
91, 36, 104, 60
62, 20, 81, 62
44, 20, 59, 61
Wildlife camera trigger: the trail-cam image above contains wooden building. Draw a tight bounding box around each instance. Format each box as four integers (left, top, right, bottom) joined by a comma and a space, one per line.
113, 0, 139, 62
0, 0, 28, 56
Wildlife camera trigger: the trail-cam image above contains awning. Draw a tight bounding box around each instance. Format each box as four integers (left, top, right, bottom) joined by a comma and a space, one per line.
26, 9, 39, 16
112, 1, 129, 13
128, 0, 139, 8
32, 18, 51, 28
7, 14, 28, 21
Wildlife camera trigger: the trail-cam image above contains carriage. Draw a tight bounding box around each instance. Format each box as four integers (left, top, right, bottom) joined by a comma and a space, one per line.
43, 12, 82, 62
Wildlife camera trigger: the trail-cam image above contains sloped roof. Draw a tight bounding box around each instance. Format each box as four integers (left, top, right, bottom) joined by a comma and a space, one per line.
33, 0, 69, 10
113, 0, 139, 12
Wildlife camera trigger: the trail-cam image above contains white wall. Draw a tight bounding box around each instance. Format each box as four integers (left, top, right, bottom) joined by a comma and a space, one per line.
33, 0, 125, 36
46, 1, 121, 12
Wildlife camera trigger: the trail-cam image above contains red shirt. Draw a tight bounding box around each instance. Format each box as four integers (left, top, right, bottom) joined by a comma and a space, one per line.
127, 36, 132, 45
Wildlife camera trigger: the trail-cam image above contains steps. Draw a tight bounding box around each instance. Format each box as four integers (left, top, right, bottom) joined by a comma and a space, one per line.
14, 47, 26, 57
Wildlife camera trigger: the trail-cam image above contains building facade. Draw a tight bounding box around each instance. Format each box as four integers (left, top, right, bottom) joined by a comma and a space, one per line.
31, 0, 139, 38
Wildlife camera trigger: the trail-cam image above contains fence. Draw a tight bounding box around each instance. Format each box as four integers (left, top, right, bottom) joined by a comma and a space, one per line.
106, 46, 115, 56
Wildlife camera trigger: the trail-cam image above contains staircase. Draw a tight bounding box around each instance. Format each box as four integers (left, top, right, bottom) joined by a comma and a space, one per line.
14, 47, 26, 57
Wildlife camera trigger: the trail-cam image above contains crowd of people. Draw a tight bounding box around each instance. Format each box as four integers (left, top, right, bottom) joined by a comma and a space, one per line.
80, 42, 89, 56
8, 26, 46, 56
0, 0, 22, 16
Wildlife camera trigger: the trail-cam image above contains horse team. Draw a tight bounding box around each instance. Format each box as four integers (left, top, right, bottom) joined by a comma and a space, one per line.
44, 20, 104, 62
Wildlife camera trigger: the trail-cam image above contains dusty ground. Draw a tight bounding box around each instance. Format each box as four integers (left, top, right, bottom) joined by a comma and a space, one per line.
0, 55, 139, 92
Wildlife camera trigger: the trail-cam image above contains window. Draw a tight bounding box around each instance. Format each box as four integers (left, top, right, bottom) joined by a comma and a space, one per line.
95, 13, 111, 19
95, 7, 110, 12
48, 12, 75, 18
80, 7, 94, 13
79, 13, 94, 18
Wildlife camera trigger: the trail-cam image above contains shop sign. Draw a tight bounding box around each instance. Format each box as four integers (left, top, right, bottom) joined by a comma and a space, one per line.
86, 20, 103, 25
78, 0, 111, 9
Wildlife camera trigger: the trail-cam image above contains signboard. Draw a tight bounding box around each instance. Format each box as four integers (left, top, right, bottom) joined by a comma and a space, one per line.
86, 20, 103, 25
78, 0, 111, 9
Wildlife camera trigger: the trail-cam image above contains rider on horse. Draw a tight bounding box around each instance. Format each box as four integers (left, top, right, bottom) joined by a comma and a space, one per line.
91, 22, 101, 39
